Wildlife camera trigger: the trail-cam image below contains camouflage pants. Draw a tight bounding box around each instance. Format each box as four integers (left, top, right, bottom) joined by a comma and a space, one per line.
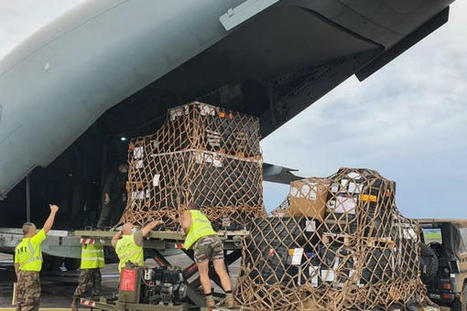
16, 271, 40, 311
73, 268, 102, 298
193, 235, 224, 263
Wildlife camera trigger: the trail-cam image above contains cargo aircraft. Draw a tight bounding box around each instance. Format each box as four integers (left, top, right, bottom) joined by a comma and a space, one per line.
0, 0, 455, 230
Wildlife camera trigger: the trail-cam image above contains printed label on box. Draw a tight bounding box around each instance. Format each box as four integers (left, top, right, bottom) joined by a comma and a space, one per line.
330, 183, 340, 193
132, 191, 145, 200
327, 200, 336, 210
195, 152, 223, 168
199, 104, 216, 116
152, 174, 160, 187
348, 182, 363, 193
359, 194, 377, 202
134, 146, 144, 159
305, 220, 316, 232
206, 129, 221, 147
290, 186, 299, 197
309, 266, 320, 287
347, 172, 361, 179
341, 178, 349, 188
321, 269, 335, 282
169, 107, 188, 120
335, 195, 356, 214
135, 160, 144, 169
332, 257, 340, 270
290, 248, 303, 266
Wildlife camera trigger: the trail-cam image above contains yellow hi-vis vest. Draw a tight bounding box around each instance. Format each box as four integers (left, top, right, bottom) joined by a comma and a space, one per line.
81, 243, 105, 269
184, 210, 216, 249
14, 229, 46, 272
115, 234, 144, 272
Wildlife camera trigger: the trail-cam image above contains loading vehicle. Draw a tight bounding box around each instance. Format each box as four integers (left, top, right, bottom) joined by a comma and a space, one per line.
74, 228, 445, 311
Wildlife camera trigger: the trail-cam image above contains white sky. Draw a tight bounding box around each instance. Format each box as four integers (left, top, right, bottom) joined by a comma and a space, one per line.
1, 1, 466, 218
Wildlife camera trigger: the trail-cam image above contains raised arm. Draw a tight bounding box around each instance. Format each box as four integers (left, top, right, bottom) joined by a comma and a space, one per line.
111, 231, 122, 248
180, 212, 192, 235
141, 220, 161, 237
43, 204, 59, 233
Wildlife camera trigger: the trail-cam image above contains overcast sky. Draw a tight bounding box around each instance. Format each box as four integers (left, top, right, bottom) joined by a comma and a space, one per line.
262, 1, 467, 218
1, 1, 466, 218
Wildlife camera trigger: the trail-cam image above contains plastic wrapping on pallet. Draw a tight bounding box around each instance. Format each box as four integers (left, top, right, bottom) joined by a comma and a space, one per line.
235, 168, 427, 311
117, 102, 266, 229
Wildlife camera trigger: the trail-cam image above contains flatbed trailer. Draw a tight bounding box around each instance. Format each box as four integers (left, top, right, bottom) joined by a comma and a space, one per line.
75, 229, 248, 310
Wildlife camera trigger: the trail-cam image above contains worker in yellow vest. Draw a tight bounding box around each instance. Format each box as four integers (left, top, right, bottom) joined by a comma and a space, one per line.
180, 206, 234, 308
14, 204, 59, 311
71, 238, 105, 311
111, 220, 161, 272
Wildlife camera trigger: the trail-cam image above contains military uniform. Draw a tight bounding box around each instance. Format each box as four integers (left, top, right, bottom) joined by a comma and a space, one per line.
71, 243, 105, 310
15, 229, 46, 311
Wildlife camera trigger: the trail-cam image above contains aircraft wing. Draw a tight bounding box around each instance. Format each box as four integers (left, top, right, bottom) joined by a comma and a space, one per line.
263, 163, 303, 185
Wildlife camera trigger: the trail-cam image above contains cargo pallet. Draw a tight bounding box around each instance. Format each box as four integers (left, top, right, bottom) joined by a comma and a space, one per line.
74, 229, 248, 311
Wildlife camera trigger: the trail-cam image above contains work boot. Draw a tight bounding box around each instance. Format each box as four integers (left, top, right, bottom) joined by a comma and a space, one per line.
205, 294, 215, 308
225, 292, 235, 308
71, 296, 79, 311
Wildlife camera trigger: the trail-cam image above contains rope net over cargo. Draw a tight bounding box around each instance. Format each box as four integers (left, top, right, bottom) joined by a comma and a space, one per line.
117, 102, 265, 229
235, 168, 427, 311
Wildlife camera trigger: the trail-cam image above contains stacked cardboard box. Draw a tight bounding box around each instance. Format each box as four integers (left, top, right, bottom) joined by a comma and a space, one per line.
235, 168, 426, 311
118, 102, 265, 229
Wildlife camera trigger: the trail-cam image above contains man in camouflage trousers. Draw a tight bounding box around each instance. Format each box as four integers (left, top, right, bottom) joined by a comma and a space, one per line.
179, 206, 234, 308
15, 204, 59, 311
15, 272, 41, 311
71, 238, 105, 311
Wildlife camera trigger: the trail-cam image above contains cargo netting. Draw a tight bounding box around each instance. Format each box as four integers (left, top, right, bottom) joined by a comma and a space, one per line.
117, 102, 266, 229
235, 168, 427, 310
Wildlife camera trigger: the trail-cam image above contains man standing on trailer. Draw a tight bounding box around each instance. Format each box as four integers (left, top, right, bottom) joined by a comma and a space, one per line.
14, 204, 60, 311
179, 205, 234, 308
111, 220, 161, 272
71, 234, 105, 311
